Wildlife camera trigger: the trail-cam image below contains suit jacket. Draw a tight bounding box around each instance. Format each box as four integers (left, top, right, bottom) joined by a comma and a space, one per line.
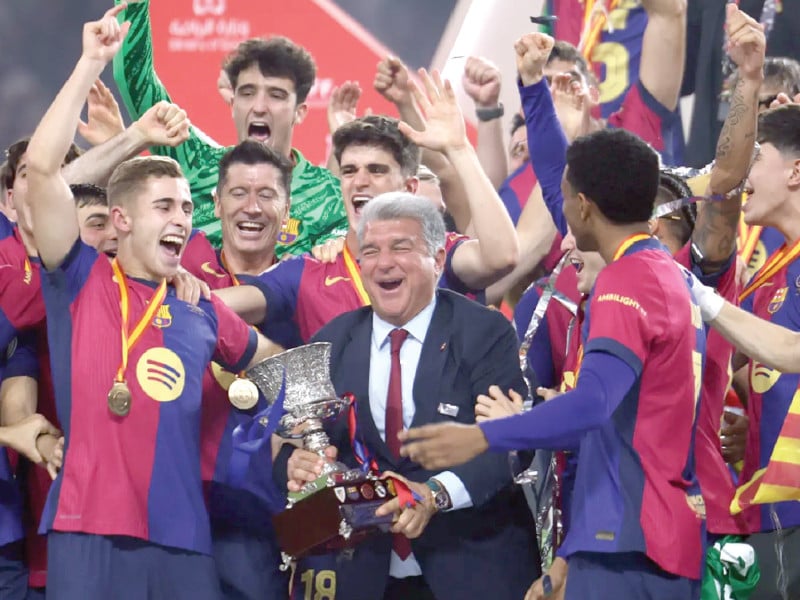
276, 290, 540, 600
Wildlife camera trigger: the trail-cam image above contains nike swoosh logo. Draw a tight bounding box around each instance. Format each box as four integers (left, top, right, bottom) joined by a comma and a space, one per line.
325, 276, 351, 286
201, 262, 227, 278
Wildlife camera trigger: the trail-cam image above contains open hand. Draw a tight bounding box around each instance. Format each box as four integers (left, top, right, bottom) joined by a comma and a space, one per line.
475, 385, 524, 422
78, 79, 125, 146
398, 69, 469, 155
328, 81, 363, 134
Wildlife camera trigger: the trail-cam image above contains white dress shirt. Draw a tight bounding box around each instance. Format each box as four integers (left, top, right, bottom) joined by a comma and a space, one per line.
369, 296, 473, 578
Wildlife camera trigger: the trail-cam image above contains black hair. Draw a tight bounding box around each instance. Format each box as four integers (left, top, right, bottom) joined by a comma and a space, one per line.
332, 115, 420, 177
217, 140, 293, 198
565, 128, 659, 223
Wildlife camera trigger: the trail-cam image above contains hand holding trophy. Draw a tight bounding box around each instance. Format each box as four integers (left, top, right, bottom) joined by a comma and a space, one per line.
247, 342, 405, 568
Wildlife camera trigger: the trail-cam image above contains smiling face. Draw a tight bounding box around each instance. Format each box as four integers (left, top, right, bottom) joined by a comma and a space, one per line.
742, 143, 795, 228
231, 65, 307, 157
359, 217, 444, 327
339, 144, 417, 233
112, 176, 193, 281
215, 161, 288, 264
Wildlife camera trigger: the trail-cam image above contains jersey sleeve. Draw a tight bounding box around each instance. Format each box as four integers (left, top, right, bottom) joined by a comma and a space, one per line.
607, 80, 674, 154
210, 295, 258, 373
240, 257, 305, 328
41, 240, 101, 305
0, 264, 46, 334
583, 261, 660, 376
519, 78, 568, 236
112, 0, 224, 189
3, 332, 40, 380
442, 234, 479, 296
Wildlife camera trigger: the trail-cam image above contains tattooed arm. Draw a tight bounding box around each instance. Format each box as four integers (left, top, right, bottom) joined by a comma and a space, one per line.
693, 4, 765, 270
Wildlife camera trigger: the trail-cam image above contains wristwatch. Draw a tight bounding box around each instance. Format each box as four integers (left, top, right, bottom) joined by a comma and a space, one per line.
425, 478, 452, 512
475, 102, 504, 122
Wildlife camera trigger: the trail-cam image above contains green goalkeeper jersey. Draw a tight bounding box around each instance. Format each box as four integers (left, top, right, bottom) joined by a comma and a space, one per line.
112, 0, 348, 254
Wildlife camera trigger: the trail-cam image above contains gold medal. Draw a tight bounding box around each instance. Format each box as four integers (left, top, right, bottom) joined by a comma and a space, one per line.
108, 381, 132, 417
228, 377, 259, 410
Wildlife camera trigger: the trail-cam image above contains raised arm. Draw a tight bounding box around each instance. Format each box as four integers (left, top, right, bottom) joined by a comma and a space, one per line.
63, 100, 190, 187
400, 70, 519, 289
485, 184, 557, 305
693, 4, 765, 268
26, 6, 130, 269
638, 0, 687, 112
516, 33, 570, 235
462, 56, 508, 189
374, 57, 473, 233
113, 0, 224, 181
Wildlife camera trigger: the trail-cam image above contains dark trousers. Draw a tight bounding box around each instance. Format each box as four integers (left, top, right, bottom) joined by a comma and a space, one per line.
384, 576, 436, 600
747, 525, 800, 600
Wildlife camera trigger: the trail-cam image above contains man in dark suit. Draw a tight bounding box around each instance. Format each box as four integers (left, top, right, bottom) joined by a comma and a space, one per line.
274, 192, 540, 600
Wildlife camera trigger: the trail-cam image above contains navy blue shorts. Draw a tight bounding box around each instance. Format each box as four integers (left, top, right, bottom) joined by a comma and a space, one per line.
46, 532, 221, 600
0, 540, 27, 600
565, 551, 701, 600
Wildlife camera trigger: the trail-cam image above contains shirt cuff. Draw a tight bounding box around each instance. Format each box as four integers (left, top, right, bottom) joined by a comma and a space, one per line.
434, 471, 473, 511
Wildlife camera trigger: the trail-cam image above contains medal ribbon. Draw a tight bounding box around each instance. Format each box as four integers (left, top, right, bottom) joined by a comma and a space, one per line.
111, 258, 167, 384
739, 222, 763, 267
219, 250, 240, 287
342, 245, 370, 306
346, 393, 380, 473
612, 233, 652, 262
739, 239, 800, 302
345, 392, 420, 507
219, 251, 260, 380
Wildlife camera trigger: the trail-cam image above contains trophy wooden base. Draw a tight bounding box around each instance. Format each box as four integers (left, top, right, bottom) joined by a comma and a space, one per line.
273, 472, 397, 560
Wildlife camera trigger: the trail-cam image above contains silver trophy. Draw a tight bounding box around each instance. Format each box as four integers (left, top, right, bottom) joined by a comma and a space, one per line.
247, 342, 394, 567
246, 342, 355, 501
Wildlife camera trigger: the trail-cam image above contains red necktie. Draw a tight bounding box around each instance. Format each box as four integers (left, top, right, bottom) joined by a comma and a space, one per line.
386, 328, 412, 559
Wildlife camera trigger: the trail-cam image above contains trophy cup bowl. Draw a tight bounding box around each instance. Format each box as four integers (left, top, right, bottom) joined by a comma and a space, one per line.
246, 342, 350, 486
245, 342, 396, 566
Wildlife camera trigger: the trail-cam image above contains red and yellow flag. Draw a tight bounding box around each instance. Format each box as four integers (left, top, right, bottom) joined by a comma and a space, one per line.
731, 388, 800, 514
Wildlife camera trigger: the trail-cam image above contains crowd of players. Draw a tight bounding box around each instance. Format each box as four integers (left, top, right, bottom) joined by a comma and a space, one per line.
0, 0, 799, 599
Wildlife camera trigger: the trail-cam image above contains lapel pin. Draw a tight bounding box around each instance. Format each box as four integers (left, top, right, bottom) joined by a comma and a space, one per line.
438, 403, 459, 417
440, 342, 447, 352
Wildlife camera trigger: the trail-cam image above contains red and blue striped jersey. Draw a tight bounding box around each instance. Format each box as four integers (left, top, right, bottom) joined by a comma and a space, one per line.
674, 244, 747, 535
181, 230, 292, 526
39, 241, 257, 554
561, 237, 706, 579
250, 233, 480, 344
740, 257, 800, 533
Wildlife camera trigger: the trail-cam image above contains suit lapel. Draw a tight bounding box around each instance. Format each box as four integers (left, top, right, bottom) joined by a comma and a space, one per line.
409, 295, 452, 431
337, 312, 395, 466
